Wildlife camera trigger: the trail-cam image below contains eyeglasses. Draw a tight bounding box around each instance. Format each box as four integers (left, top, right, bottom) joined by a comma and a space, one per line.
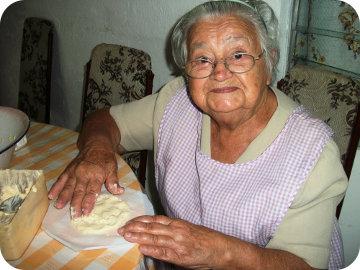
185, 51, 264, 79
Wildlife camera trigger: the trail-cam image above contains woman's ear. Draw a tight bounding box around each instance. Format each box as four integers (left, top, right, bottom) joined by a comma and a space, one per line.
266, 48, 278, 85
266, 74, 272, 86
270, 48, 278, 61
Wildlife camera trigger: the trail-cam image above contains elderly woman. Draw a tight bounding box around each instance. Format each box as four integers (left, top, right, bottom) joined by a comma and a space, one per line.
49, 0, 348, 269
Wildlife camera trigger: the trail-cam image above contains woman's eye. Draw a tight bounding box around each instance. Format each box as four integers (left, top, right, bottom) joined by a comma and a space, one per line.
233, 52, 245, 60
193, 57, 211, 67
196, 56, 210, 63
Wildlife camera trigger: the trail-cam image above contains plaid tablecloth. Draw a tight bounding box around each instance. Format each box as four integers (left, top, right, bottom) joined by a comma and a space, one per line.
6, 122, 153, 270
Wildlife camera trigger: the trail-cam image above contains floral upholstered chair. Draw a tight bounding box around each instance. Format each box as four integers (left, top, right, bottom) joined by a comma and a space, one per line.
277, 64, 360, 179
83, 43, 154, 187
18, 17, 53, 123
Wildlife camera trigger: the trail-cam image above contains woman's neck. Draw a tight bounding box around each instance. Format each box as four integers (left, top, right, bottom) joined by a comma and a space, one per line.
210, 89, 277, 163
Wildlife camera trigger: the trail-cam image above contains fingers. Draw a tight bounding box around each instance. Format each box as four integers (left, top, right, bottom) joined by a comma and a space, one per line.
119, 221, 183, 266
104, 158, 123, 195
80, 177, 103, 215
52, 174, 76, 209
70, 166, 105, 217
124, 215, 173, 225
122, 230, 175, 247
105, 170, 124, 195
119, 217, 219, 269
48, 149, 124, 217
69, 164, 97, 216
120, 222, 179, 260
48, 171, 69, 201
119, 218, 173, 235
69, 179, 88, 217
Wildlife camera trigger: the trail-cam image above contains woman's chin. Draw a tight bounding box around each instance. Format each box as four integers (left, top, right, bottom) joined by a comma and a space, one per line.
206, 101, 243, 114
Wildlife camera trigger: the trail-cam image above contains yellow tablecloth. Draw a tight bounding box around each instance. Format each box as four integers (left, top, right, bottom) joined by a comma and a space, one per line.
6, 122, 152, 270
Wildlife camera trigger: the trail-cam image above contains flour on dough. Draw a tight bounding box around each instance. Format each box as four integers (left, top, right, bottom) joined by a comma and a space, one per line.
70, 194, 130, 235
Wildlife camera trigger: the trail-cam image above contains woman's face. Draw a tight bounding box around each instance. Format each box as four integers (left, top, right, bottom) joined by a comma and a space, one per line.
186, 15, 272, 120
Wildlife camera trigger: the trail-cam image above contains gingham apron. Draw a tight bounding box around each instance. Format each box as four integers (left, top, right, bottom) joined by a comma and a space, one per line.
155, 87, 344, 269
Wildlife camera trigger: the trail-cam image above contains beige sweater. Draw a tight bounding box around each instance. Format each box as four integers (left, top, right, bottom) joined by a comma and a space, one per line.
110, 77, 348, 269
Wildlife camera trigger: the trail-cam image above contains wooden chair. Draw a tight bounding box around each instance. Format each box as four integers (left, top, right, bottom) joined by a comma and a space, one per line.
18, 17, 53, 123
82, 43, 154, 188
277, 64, 360, 216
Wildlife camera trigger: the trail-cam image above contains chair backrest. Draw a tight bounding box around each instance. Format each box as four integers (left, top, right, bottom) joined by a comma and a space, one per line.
277, 64, 360, 178
83, 43, 153, 118
18, 17, 53, 123
83, 43, 154, 186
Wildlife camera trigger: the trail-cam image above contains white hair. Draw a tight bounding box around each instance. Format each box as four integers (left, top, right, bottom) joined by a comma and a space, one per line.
171, 0, 279, 77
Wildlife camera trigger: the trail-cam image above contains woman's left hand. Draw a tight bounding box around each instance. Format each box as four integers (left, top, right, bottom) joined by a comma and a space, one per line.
118, 215, 229, 269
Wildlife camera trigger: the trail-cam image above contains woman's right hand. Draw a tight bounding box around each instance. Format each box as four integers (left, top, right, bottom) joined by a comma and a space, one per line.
48, 147, 124, 218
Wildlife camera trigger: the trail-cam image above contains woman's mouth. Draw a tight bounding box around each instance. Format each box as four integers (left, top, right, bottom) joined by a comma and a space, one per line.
210, 87, 238, 94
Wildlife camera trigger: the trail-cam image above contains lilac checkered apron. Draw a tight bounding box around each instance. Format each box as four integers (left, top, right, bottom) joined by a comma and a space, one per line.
155, 87, 344, 269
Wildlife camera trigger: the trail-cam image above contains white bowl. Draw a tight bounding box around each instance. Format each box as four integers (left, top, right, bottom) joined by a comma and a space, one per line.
0, 107, 30, 169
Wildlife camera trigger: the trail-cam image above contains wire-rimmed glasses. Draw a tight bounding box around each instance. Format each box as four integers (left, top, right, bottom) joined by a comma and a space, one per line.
185, 51, 264, 79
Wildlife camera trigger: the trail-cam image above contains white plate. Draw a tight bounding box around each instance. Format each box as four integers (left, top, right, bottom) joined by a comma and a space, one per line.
42, 188, 154, 251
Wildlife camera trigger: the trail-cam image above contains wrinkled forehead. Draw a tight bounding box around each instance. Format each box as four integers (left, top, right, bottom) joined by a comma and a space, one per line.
190, 35, 252, 51
187, 15, 260, 50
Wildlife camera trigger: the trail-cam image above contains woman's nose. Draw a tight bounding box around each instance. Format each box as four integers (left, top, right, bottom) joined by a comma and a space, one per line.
212, 61, 233, 81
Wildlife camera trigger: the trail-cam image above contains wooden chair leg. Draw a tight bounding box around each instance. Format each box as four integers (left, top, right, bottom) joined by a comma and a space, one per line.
337, 104, 360, 218
138, 150, 148, 189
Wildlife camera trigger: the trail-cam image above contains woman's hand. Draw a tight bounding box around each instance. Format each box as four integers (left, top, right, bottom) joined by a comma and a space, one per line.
48, 108, 124, 217
118, 215, 230, 269
119, 215, 316, 270
48, 147, 123, 217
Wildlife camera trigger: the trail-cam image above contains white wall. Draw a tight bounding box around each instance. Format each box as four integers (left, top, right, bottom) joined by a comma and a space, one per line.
0, 0, 291, 130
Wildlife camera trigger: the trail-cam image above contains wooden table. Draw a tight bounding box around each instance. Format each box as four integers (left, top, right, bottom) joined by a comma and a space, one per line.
6, 122, 153, 270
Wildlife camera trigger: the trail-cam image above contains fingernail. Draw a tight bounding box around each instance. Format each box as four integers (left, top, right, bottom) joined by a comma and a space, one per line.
70, 207, 75, 217
125, 232, 132, 238
54, 200, 60, 208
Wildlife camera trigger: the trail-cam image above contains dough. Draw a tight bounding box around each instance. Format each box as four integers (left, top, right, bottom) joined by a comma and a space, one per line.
0, 185, 31, 202
70, 194, 130, 235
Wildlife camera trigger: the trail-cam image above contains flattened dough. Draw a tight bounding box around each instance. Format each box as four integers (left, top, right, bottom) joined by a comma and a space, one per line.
71, 194, 130, 234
